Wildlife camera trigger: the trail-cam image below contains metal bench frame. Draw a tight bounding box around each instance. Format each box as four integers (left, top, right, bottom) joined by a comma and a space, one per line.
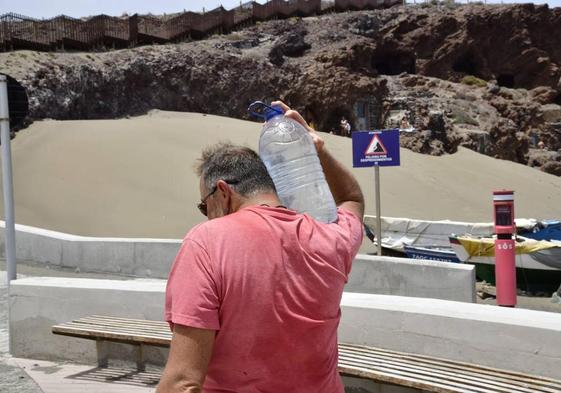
53, 315, 561, 392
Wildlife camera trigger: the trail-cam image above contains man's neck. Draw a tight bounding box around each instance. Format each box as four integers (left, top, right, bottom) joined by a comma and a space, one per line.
237, 193, 283, 210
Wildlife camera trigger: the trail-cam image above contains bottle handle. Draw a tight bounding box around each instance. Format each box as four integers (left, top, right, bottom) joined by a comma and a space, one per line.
248, 101, 284, 121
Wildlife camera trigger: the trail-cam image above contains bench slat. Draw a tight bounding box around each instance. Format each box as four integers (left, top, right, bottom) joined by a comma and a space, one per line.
78, 319, 167, 330
86, 315, 169, 327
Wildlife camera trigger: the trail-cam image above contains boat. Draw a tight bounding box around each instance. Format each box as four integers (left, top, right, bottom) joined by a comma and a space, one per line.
449, 235, 561, 291
363, 216, 493, 252
403, 245, 461, 263
450, 235, 561, 270
363, 216, 561, 254
518, 219, 561, 241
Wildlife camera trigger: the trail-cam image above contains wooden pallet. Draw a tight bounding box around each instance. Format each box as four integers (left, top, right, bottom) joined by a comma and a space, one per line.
53, 315, 561, 392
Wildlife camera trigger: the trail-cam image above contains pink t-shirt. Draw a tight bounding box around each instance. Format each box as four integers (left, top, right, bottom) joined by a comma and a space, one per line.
165, 206, 363, 393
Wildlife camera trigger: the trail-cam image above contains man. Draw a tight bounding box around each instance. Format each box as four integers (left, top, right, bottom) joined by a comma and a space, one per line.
158, 101, 364, 393
340, 117, 351, 137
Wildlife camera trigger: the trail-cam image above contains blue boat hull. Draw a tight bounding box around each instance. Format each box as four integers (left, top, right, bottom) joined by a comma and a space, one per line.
404, 246, 461, 263
520, 220, 561, 241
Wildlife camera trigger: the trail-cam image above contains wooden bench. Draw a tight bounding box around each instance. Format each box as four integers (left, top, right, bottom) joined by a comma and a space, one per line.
53, 315, 561, 392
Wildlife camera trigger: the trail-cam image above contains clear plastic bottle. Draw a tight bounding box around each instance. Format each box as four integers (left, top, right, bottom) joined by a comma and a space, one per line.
248, 101, 337, 223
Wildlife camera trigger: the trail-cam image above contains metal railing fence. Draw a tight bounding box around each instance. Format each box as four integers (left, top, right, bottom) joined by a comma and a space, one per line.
0, 0, 400, 51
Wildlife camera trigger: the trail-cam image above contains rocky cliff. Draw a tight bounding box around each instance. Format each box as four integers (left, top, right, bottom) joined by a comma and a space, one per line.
1, 3, 560, 174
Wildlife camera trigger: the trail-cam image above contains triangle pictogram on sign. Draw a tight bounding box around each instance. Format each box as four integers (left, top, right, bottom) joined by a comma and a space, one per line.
365, 134, 388, 156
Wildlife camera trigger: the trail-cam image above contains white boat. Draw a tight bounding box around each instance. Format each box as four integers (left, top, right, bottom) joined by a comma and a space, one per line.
363, 216, 494, 252
363, 216, 557, 253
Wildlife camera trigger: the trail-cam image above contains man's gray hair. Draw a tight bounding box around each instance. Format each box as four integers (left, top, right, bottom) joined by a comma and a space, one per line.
195, 142, 277, 197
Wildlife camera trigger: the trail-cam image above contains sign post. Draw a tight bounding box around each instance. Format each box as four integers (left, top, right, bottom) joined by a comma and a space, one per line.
374, 166, 381, 255
352, 129, 400, 256
0, 75, 16, 284
0, 73, 28, 286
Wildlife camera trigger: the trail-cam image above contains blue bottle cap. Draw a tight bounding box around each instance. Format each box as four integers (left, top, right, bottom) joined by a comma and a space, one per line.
248, 101, 284, 121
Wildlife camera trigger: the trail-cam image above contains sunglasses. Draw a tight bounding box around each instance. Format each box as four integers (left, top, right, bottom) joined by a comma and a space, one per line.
197, 180, 239, 216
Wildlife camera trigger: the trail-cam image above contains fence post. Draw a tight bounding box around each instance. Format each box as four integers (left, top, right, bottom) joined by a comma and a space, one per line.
129, 14, 138, 47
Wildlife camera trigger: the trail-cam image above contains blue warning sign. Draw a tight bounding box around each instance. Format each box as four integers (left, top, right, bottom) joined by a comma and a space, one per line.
352, 129, 400, 167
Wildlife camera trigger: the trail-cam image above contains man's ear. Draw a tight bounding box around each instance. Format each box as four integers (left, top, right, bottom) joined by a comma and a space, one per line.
215, 180, 232, 203
216, 180, 230, 195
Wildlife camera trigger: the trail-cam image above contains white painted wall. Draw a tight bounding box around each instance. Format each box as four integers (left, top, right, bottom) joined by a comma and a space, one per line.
8, 277, 168, 365
347, 255, 475, 302
0, 222, 181, 278
1, 222, 476, 302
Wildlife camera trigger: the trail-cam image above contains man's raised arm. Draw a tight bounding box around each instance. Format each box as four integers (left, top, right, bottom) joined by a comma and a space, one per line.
316, 147, 364, 219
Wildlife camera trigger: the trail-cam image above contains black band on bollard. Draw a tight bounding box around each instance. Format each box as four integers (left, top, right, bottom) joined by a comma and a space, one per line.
497, 233, 513, 240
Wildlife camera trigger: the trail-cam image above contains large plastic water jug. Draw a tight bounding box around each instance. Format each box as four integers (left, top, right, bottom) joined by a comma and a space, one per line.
248, 101, 337, 223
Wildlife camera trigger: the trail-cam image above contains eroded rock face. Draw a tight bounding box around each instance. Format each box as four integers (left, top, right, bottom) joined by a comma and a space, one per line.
488, 120, 530, 163
269, 25, 311, 66
408, 4, 561, 90
1, 4, 561, 174
542, 160, 561, 176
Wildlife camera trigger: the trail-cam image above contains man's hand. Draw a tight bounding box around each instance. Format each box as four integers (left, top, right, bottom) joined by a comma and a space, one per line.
157, 325, 215, 393
271, 100, 325, 153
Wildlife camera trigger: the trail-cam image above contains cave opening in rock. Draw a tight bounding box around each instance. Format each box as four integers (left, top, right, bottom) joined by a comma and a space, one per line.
553, 92, 561, 105
497, 74, 515, 88
452, 52, 480, 76
324, 107, 354, 136
372, 53, 416, 75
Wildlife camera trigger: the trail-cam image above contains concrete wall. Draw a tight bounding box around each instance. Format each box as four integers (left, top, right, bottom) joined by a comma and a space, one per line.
1, 222, 476, 302
10, 277, 561, 382
9, 277, 168, 365
0, 222, 181, 279
340, 292, 561, 380
346, 255, 475, 303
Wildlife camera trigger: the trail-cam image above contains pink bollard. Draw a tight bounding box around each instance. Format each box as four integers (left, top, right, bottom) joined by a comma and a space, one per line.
493, 190, 517, 307
495, 238, 517, 306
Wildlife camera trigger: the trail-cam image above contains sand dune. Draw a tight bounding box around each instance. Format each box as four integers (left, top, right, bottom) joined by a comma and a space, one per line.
1, 110, 560, 242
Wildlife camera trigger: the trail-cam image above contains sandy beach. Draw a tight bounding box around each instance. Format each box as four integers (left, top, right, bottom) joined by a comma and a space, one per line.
0, 110, 560, 244
2, 109, 559, 284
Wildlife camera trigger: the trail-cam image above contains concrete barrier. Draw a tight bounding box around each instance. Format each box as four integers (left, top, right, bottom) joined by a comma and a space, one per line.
0, 222, 181, 278
8, 277, 168, 365
1, 223, 476, 303
339, 292, 561, 380
346, 255, 476, 303
10, 277, 561, 381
